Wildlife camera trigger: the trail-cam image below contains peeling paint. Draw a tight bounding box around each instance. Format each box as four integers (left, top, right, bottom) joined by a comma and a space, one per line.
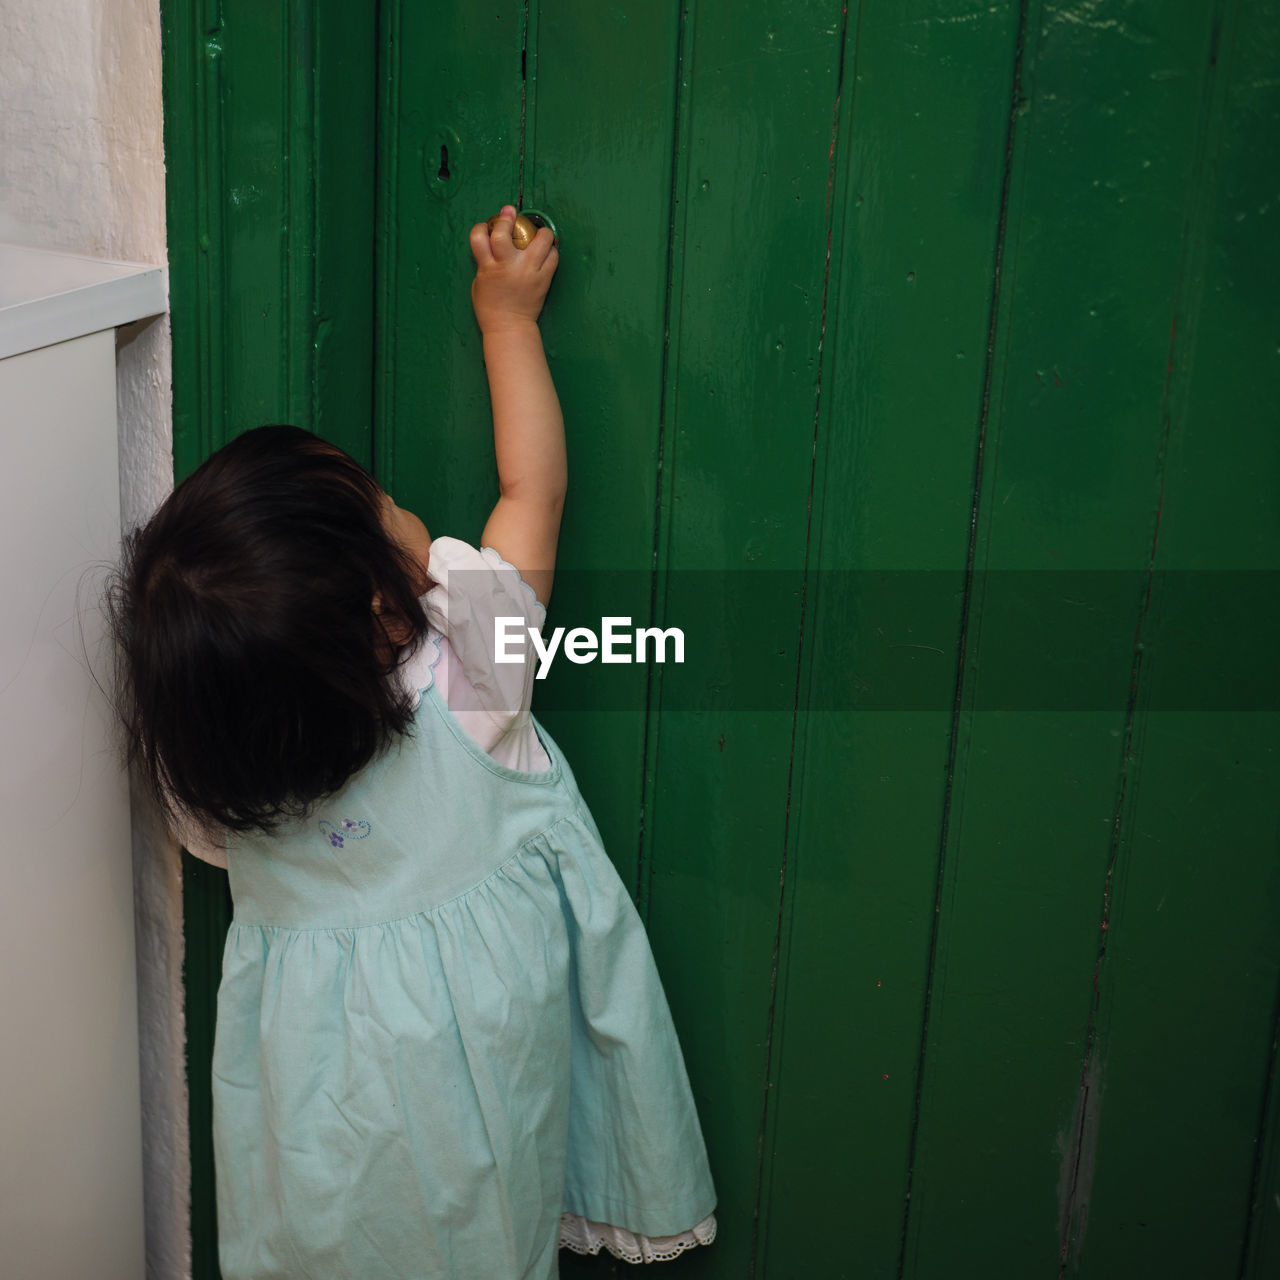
912, 5, 1004, 29
1046, 0, 1157, 45
1057, 1049, 1106, 1273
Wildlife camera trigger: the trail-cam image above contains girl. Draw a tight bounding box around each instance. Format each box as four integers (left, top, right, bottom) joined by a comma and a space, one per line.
112, 206, 717, 1278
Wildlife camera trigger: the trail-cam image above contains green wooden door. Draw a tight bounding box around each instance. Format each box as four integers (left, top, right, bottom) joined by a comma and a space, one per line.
164, 2, 1280, 1276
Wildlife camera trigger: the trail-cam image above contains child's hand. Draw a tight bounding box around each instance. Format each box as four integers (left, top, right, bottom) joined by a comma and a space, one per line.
469, 205, 559, 337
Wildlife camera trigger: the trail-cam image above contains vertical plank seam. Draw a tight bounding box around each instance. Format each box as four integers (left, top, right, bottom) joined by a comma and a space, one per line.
747, 3, 854, 1274
209, 0, 229, 456
183, 0, 217, 473
181, 0, 205, 472
371, 0, 402, 486
517, 0, 534, 207
288, 0, 316, 433
1053, 1, 1234, 1273
307, 0, 322, 435
308, 0, 321, 436
635, 0, 695, 922
281, 0, 294, 427
1241, 962, 1280, 1277
894, 3, 1033, 1276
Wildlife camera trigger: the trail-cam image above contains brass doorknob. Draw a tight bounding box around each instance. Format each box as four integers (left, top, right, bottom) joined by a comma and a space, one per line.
487, 209, 558, 249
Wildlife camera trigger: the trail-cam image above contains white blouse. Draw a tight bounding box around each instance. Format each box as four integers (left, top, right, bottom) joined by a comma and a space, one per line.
397, 535, 552, 773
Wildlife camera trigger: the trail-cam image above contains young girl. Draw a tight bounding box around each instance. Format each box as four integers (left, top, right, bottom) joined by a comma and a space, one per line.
112, 207, 717, 1278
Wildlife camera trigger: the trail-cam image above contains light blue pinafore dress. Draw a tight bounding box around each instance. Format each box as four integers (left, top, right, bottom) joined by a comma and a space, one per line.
211, 623, 716, 1277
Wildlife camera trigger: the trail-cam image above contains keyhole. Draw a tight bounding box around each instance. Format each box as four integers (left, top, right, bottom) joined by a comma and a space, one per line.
438, 145, 451, 181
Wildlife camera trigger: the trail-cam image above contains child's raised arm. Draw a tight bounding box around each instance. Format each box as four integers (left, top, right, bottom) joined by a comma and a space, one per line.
469, 205, 565, 610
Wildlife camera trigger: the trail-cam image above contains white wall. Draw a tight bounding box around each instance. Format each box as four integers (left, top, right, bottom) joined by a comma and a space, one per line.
0, 3, 186, 1277
0, 0, 173, 523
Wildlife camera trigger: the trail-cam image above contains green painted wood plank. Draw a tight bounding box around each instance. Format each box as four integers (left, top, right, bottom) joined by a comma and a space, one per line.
901, 2, 1233, 1276
374, 0, 526, 532
641, 3, 851, 1273
1068, 714, 1280, 1278
519, 1, 682, 904
1071, 0, 1280, 1273
163, 0, 225, 479
167, 0, 375, 471
759, 2, 1024, 1276
217, 2, 294, 436
311, 1, 378, 459
211, 0, 374, 459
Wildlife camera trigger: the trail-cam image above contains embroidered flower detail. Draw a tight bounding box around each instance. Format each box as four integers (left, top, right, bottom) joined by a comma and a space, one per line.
319, 818, 371, 848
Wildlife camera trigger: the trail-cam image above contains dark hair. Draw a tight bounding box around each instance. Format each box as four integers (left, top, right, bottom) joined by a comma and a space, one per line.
107, 425, 431, 838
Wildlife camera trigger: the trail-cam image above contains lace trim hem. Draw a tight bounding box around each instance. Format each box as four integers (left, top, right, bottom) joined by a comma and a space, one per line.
558, 1211, 717, 1263
399, 626, 443, 704
478, 544, 548, 624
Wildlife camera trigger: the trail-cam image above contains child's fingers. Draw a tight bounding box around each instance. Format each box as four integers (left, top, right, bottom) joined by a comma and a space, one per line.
469, 221, 495, 266
486, 205, 519, 261
528, 226, 558, 269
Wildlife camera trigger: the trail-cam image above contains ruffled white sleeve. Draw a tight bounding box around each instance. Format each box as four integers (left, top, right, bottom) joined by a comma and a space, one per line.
399, 535, 551, 773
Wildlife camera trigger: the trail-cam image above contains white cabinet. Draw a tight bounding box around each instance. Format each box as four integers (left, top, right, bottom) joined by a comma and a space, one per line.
0, 244, 166, 1279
